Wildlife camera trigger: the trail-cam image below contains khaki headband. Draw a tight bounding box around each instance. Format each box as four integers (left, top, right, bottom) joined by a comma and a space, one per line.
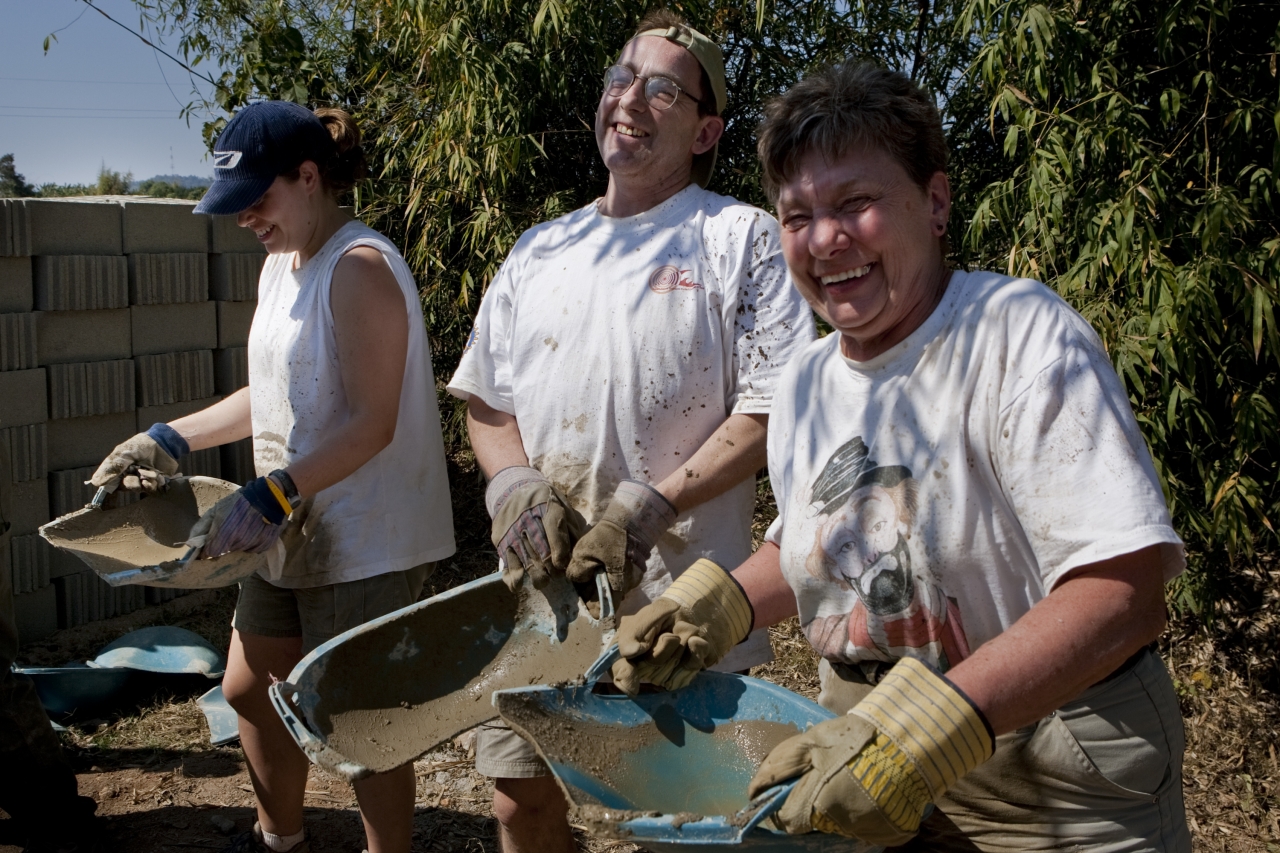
635, 25, 727, 115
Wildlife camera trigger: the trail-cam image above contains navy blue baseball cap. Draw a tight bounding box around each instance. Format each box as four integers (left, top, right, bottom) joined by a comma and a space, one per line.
194, 101, 335, 215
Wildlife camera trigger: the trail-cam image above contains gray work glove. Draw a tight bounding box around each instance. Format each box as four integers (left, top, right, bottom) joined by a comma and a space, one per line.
610, 558, 754, 695
565, 479, 677, 599
487, 466, 585, 592
89, 423, 187, 493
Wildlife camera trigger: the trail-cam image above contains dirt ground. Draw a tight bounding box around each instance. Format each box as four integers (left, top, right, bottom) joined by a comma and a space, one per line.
3, 463, 1278, 852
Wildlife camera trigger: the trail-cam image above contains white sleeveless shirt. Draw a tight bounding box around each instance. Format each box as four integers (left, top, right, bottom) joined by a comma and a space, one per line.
248, 220, 455, 588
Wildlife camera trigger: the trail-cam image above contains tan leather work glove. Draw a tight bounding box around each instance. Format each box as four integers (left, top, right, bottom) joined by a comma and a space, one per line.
610, 558, 753, 695
90, 424, 185, 493
487, 466, 585, 592
748, 657, 995, 846
566, 480, 677, 599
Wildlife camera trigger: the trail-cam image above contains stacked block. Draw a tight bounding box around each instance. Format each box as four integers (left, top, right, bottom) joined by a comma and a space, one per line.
1, 197, 264, 642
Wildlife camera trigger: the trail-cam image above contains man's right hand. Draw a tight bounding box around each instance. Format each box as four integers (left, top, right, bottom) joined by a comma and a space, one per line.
486, 466, 584, 591
89, 423, 187, 492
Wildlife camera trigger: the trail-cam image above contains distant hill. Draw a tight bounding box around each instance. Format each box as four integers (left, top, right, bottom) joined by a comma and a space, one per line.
130, 174, 211, 191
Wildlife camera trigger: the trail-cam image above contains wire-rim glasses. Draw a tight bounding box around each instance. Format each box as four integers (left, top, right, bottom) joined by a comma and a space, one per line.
602, 64, 697, 111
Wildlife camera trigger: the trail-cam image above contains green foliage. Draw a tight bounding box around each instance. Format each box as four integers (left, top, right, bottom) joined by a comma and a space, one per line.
94, 165, 134, 196
135, 178, 207, 199
958, 0, 1280, 611
129, 0, 1280, 612
33, 182, 95, 198
0, 154, 36, 198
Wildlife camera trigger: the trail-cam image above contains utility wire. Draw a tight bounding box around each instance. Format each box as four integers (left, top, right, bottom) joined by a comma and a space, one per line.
75, 0, 223, 91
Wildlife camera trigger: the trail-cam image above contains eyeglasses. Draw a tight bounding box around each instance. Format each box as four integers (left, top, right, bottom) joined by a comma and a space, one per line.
602, 64, 702, 111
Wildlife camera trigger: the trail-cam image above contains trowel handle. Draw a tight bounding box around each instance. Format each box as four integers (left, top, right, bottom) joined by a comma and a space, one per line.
735, 781, 796, 834
89, 485, 114, 508
583, 645, 622, 684
269, 681, 325, 753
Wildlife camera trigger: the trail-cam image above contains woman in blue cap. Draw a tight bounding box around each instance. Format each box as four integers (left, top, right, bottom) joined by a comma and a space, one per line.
91, 101, 456, 853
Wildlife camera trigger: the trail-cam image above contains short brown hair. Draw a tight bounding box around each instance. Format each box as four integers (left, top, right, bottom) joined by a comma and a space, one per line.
628, 9, 717, 117
757, 63, 947, 202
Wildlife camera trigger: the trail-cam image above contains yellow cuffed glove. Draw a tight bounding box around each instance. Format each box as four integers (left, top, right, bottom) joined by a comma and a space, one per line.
610, 558, 754, 695
748, 657, 994, 846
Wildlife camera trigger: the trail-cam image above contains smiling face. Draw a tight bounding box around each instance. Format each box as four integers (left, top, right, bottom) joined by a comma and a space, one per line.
595, 36, 722, 194
776, 146, 952, 361
235, 162, 323, 255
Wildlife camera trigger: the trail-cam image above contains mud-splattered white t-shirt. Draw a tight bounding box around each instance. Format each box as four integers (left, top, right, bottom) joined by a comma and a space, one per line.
765, 270, 1183, 673
448, 184, 817, 670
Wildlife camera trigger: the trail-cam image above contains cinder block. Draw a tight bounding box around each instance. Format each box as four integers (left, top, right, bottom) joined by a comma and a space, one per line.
49, 546, 90, 580
15, 583, 57, 643
9, 477, 49, 536
0, 257, 33, 312
209, 254, 264, 301
136, 395, 221, 432
10, 534, 50, 594
119, 199, 208, 254
36, 309, 132, 365
47, 410, 135, 471
0, 199, 18, 256
48, 465, 141, 519
220, 437, 256, 484
0, 313, 37, 371
11, 198, 124, 256
146, 586, 191, 605
131, 302, 217, 356
135, 350, 214, 406
180, 446, 221, 479
210, 216, 266, 254
56, 572, 145, 626
1, 424, 47, 483
128, 254, 209, 305
46, 359, 135, 420
0, 369, 47, 429
214, 347, 248, 395
34, 256, 129, 311
217, 301, 256, 349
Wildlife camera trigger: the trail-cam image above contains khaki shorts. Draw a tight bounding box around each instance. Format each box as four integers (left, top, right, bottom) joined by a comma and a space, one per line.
233, 563, 434, 655
818, 651, 1191, 853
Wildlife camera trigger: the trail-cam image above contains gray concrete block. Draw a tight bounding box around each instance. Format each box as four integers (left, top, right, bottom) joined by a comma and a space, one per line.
146, 586, 191, 605
47, 410, 136, 471
49, 547, 90, 580
46, 359, 135, 420
119, 199, 208, 254
217, 301, 256, 349
0, 313, 37, 371
220, 437, 256, 485
36, 309, 132, 365
1, 424, 47, 483
131, 301, 217, 356
9, 477, 49, 536
128, 253, 209, 305
10, 534, 50, 594
47, 465, 140, 519
136, 395, 220, 432
0, 199, 18, 256
180, 446, 221, 479
209, 254, 263, 301
56, 572, 145, 626
214, 347, 248, 395
210, 216, 266, 254
0, 257, 33, 312
13, 198, 124, 256
15, 583, 57, 643
34, 256, 129, 311
135, 350, 214, 406
0, 369, 46, 429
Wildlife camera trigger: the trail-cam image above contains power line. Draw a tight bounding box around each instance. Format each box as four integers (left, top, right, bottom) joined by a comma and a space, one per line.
0, 114, 195, 120
0, 76, 175, 86
0, 104, 178, 113
75, 0, 222, 90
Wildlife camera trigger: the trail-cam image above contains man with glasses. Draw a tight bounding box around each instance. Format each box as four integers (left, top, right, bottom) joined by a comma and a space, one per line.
447, 11, 815, 852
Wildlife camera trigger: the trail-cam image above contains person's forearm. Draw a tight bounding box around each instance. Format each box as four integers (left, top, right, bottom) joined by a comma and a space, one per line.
945, 544, 1168, 736
731, 542, 798, 630
168, 388, 252, 451
280, 410, 394, 498
467, 396, 530, 479
654, 413, 767, 513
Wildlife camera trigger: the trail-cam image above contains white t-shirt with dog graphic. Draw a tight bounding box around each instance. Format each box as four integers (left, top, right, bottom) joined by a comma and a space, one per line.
450, 184, 817, 671
764, 270, 1183, 672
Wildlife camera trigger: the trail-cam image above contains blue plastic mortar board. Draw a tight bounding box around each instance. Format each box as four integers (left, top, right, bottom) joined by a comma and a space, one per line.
197, 684, 239, 746
13, 664, 135, 719
91, 626, 226, 678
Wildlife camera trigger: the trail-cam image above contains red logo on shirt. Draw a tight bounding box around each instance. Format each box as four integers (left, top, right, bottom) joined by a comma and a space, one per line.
648, 265, 703, 293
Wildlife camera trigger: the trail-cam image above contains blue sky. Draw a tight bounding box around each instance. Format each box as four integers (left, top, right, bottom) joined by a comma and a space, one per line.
0, 0, 220, 186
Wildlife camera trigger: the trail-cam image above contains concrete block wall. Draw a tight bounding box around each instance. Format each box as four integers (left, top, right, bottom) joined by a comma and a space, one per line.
1, 197, 264, 642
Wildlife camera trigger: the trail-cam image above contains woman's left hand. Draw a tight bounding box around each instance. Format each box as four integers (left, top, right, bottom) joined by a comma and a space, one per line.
189, 475, 292, 558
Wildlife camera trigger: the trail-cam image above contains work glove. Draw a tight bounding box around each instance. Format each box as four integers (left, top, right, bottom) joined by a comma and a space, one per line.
747, 657, 995, 846
189, 470, 297, 559
566, 480, 677, 599
487, 466, 585, 592
610, 558, 753, 695
90, 423, 187, 492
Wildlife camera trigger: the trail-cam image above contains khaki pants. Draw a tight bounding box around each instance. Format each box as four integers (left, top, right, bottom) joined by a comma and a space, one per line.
818, 651, 1192, 853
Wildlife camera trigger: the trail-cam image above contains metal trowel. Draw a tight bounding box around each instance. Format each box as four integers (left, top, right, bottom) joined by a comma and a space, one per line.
39, 476, 266, 588
269, 571, 615, 782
